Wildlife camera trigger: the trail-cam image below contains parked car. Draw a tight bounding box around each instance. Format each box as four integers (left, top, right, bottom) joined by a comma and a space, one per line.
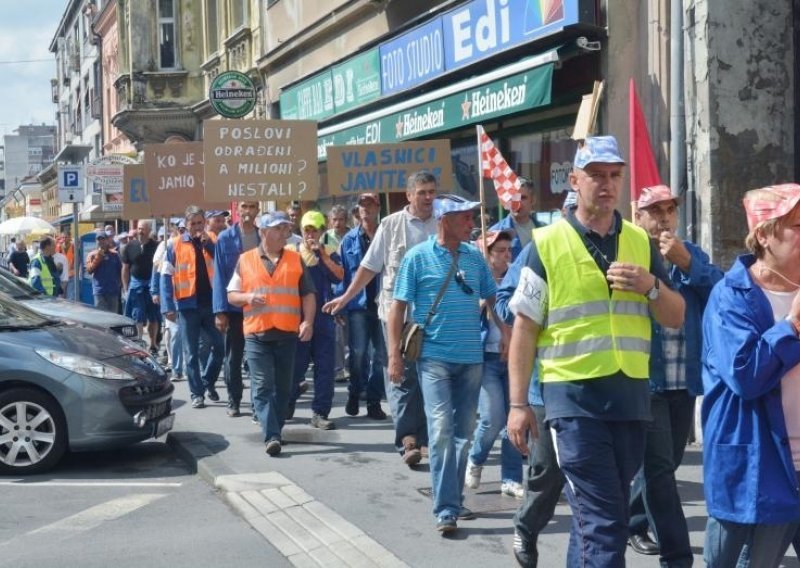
0, 293, 173, 474
0, 266, 139, 342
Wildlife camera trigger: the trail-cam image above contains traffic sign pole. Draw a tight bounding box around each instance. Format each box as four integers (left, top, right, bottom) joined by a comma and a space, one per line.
72, 202, 79, 302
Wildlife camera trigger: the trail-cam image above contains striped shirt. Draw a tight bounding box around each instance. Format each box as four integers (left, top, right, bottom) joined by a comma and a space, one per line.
393, 236, 496, 364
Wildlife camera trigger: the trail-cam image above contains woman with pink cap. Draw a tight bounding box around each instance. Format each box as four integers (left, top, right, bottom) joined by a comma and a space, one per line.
702, 183, 800, 566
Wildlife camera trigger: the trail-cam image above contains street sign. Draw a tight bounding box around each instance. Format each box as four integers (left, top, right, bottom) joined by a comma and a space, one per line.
57, 164, 85, 203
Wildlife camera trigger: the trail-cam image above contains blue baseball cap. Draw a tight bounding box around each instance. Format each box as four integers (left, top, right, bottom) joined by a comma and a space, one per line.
433, 194, 482, 220
257, 211, 293, 229
205, 210, 230, 219
573, 136, 626, 169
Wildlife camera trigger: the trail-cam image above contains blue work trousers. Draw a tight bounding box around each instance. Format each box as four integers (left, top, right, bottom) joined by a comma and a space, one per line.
246, 335, 297, 442
291, 315, 336, 416
347, 309, 386, 404
178, 305, 224, 400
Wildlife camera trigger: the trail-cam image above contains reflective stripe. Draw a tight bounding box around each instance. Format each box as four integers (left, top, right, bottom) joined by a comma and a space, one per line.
174, 282, 191, 290
538, 336, 651, 359
245, 305, 302, 316
548, 300, 649, 325
250, 285, 299, 296
176, 263, 191, 271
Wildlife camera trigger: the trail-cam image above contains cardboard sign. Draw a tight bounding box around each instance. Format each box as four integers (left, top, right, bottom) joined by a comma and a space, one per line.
122, 164, 151, 220
203, 119, 318, 202
326, 140, 454, 196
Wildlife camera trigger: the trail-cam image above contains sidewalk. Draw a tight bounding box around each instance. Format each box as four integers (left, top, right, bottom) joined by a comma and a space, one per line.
165, 376, 721, 567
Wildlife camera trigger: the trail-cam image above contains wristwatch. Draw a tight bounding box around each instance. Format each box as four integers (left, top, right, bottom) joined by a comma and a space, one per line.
645, 278, 660, 301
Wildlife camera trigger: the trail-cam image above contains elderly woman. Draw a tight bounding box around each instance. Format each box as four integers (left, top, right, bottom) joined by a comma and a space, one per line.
702, 183, 800, 567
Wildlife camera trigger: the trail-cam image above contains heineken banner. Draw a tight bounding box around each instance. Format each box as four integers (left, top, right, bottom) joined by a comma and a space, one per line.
318, 62, 553, 160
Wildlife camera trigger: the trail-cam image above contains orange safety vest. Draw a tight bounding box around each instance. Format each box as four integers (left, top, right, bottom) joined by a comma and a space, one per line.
172, 233, 217, 301
64, 243, 75, 278
239, 248, 303, 335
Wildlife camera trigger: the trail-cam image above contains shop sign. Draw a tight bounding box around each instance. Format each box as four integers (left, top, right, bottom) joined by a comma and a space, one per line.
209, 71, 257, 119
442, 0, 578, 71
379, 18, 445, 97
203, 119, 319, 201
318, 62, 553, 160
87, 163, 124, 213
332, 49, 382, 114
280, 70, 335, 121
123, 164, 151, 220
326, 140, 454, 196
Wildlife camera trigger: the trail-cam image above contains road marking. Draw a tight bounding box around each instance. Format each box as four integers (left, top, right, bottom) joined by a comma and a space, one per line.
0, 481, 183, 487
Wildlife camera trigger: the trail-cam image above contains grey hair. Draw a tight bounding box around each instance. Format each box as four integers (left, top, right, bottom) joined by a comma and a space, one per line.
185, 205, 205, 219
406, 170, 438, 192
328, 204, 347, 219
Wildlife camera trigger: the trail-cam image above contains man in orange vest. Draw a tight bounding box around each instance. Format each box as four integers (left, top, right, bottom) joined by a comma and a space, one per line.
227, 211, 316, 456
57, 232, 76, 300
161, 205, 225, 409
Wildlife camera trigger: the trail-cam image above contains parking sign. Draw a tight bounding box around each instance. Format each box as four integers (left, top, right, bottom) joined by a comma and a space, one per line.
58, 164, 85, 203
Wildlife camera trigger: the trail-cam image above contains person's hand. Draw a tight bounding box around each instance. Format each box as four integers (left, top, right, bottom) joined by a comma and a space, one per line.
215, 313, 228, 333
298, 321, 313, 342
507, 405, 538, 455
607, 262, 655, 295
322, 298, 345, 316
152, 294, 160, 306
388, 353, 405, 384
249, 291, 266, 305
165, 311, 176, 323
659, 231, 692, 270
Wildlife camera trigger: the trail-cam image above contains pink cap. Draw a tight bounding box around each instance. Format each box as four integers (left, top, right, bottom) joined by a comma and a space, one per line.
637, 185, 679, 210
743, 183, 800, 231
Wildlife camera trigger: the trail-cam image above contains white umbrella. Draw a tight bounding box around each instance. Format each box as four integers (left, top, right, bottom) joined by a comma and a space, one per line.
0, 216, 57, 236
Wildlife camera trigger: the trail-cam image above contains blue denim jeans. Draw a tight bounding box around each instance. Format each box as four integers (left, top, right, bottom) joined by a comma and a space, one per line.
167, 319, 184, 375
223, 311, 245, 407
705, 515, 798, 568
629, 390, 695, 567
347, 309, 385, 404
178, 305, 224, 400
418, 358, 482, 519
246, 335, 297, 442
381, 321, 427, 453
291, 314, 335, 416
468, 355, 523, 483
550, 417, 646, 568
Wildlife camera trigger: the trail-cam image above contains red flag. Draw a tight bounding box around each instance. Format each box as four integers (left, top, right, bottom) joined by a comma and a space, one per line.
479, 125, 522, 211
629, 79, 662, 203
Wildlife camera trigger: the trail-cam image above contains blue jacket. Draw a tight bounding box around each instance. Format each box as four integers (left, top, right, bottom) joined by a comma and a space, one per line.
160, 235, 216, 313
336, 226, 379, 312
490, 214, 544, 261
212, 224, 260, 314
649, 240, 723, 395
702, 254, 800, 524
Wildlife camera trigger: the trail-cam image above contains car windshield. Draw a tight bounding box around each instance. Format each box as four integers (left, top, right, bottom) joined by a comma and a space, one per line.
0, 292, 55, 328
0, 267, 38, 300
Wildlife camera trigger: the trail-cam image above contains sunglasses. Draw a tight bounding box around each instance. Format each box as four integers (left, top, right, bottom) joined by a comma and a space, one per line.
454, 269, 474, 295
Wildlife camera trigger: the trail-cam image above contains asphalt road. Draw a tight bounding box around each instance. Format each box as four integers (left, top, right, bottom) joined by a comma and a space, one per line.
0, 442, 288, 568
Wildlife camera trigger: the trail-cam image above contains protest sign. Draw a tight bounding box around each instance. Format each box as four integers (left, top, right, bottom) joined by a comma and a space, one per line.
325, 139, 453, 196
203, 119, 318, 201
122, 164, 151, 220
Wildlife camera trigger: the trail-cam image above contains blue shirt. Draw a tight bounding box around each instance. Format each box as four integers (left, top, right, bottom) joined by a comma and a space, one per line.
337, 225, 379, 312
89, 250, 122, 296
213, 223, 261, 314
394, 236, 496, 364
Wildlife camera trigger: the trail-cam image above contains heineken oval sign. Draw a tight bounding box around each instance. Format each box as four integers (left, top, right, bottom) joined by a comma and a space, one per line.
209, 71, 257, 118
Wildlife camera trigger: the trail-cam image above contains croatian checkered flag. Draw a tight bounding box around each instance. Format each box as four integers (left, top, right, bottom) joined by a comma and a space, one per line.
478, 125, 521, 211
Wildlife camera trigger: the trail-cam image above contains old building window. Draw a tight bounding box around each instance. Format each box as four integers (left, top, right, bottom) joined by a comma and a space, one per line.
206, 0, 218, 54
158, 0, 177, 69
231, 0, 249, 30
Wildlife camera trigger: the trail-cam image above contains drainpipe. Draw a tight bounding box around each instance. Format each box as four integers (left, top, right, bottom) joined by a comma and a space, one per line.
671, 0, 690, 240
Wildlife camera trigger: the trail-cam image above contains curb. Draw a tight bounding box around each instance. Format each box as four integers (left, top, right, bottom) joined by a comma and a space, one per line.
166, 431, 235, 486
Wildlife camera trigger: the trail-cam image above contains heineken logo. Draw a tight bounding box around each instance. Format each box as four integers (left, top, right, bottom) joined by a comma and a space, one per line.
462, 77, 528, 121
210, 71, 257, 119
395, 105, 445, 139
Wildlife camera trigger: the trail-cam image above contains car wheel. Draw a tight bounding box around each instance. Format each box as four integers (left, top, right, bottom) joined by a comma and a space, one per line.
0, 388, 67, 475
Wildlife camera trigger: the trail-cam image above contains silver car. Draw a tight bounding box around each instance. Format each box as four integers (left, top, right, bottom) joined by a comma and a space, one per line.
0, 294, 173, 474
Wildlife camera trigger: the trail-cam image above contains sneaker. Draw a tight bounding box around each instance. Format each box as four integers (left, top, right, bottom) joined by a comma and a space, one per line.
310, 413, 336, 430
251, 414, 260, 426
513, 529, 538, 567
334, 369, 349, 383
464, 460, 483, 489
501, 481, 525, 499
366, 402, 387, 420
298, 381, 309, 395
191, 397, 205, 409
226, 405, 241, 418
170, 373, 184, 382
345, 394, 359, 417
457, 506, 476, 520
402, 435, 421, 467
436, 515, 457, 534
206, 387, 220, 402
265, 439, 282, 457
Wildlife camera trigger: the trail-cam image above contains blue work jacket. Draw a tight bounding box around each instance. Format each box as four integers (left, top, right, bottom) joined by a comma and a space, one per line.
490, 214, 543, 261
702, 254, 800, 524
336, 226, 379, 312
160, 235, 216, 314
212, 224, 260, 314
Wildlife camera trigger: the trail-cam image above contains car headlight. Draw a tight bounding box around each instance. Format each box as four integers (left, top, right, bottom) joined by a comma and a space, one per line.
35, 349, 135, 381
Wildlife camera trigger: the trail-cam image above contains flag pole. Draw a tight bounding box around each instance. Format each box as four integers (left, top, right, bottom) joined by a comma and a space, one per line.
476, 125, 488, 259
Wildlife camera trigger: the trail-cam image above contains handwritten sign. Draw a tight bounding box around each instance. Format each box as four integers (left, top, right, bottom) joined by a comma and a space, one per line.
122, 164, 151, 220
325, 140, 454, 197
203, 119, 318, 201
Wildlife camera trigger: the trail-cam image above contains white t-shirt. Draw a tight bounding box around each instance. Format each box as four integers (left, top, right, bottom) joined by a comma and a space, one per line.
763, 288, 800, 469
52, 252, 70, 283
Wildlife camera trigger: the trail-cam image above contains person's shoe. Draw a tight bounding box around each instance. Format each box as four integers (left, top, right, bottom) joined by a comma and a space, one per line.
402, 435, 421, 467
436, 515, 457, 534
251, 414, 260, 426
149, 346, 158, 357
420, 445, 429, 459
310, 413, 336, 430
366, 402, 387, 420
265, 439, 282, 457
298, 381, 309, 395
628, 533, 660, 555
170, 373, 184, 382
191, 397, 205, 409
345, 394, 359, 416
226, 405, 241, 418
457, 506, 476, 520
285, 400, 296, 420
464, 460, 483, 489
206, 387, 220, 402
334, 369, 349, 383
501, 481, 525, 499
513, 529, 538, 567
